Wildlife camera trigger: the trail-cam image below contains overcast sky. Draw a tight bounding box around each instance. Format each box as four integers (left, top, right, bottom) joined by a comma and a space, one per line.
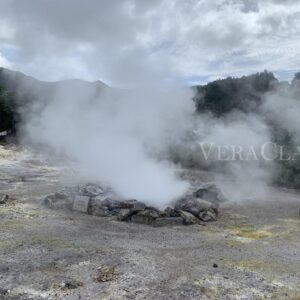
0, 0, 299, 86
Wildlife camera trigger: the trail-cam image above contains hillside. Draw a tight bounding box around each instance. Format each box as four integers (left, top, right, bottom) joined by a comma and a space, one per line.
0, 68, 107, 134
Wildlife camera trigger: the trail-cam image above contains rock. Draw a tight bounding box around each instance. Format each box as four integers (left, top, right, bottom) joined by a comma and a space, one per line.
44, 195, 54, 207
164, 207, 180, 217
127, 206, 161, 225
141, 207, 160, 218
88, 197, 113, 216
72, 195, 90, 213
44, 194, 72, 210
177, 210, 199, 225
95, 266, 119, 282
60, 280, 84, 290
0, 288, 8, 296
117, 208, 131, 221
101, 198, 130, 210
159, 211, 170, 218
91, 194, 111, 210
175, 197, 217, 216
89, 206, 112, 217
93, 194, 107, 203
0, 194, 8, 204
43, 182, 222, 225
163, 207, 173, 217
175, 197, 218, 222
194, 183, 227, 206
198, 207, 218, 222
88, 197, 147, 218
80, 183, 104, 197
213, 263, 218, 268
153, 217, 184, 227
131, 212, 157, 225
54, 192, 69, 199
128, 200, 147, 213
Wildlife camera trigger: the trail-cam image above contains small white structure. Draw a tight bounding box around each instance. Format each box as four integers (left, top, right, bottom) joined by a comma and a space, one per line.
73, 195, 90, 213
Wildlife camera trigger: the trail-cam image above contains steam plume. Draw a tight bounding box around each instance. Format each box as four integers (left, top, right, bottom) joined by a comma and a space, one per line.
24, 82, 193, 207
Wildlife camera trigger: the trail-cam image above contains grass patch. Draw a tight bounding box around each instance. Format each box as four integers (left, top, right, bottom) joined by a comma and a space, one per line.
231, 259, 266, 270
230, 225, 273, 240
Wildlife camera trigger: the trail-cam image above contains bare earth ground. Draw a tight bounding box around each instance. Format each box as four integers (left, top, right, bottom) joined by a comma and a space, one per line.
0, 145, 299, 300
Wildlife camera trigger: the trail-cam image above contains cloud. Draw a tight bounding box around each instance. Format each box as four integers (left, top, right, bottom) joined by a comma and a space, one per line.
0, 51, 11, 68
0, 0, 299, 84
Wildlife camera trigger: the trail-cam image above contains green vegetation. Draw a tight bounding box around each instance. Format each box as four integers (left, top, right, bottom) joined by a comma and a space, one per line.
193, 71, 300, 189
0, 86, 17, 133
193, 70, 277, 116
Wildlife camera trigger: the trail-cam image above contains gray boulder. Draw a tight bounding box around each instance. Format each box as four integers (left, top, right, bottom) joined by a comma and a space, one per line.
198, 208, 218, 222
141, 207, 160, 218
80, 183, 104, 197
177, 210, 199, 225
128, 200, 147, 213
175, 197, 216, 215
117, 209, 132, 221
194, 183, 227, 206
88, 197, 147, 218
131, 214, 155, 225
89, 206, 113, 217
163, 207, 180, 218
130, 207, 160, 225
54, 192, 69, 200
44, 181, 222, 225
0, 194, 8, 205
101, 198, 126, 210
174, 197, 218, 222
88, 197, 113, 216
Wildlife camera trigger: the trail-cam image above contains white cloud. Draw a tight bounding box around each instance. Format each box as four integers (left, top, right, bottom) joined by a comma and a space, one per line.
0, 0, 299, 84
0, 52, 12, 68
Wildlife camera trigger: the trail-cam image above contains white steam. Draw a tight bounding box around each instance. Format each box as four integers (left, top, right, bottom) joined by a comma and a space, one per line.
21, 72, 300, 206
24, 82, 193, 207
171, 111, 275, 200
198, 113, 275, 200
263, 84, 300, 144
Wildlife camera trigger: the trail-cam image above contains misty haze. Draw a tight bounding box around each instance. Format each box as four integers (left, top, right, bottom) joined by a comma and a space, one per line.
0, 1, 299, 299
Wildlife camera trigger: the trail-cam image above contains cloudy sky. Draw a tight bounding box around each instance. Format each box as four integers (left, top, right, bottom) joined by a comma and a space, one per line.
0, 0, 299, 86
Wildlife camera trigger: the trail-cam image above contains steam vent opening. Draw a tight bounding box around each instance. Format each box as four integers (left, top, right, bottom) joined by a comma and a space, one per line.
44, 182, 226, 226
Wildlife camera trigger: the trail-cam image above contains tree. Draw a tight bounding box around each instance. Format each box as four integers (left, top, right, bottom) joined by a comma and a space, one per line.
194, 71, 278, 116
0, 86, 16, 132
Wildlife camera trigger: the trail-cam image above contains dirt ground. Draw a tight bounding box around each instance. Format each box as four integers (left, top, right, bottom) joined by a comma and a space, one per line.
0, 145, 300, 300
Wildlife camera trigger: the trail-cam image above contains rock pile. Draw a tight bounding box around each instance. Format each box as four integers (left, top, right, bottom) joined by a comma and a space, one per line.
44, 183, 226, 226
0, 194, 9, 205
